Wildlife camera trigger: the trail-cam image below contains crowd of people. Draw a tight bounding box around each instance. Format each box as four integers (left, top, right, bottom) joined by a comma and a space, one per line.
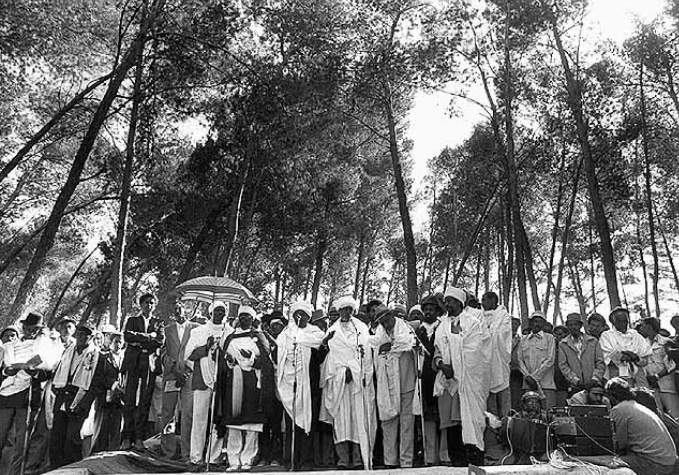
1, 288, 679, 475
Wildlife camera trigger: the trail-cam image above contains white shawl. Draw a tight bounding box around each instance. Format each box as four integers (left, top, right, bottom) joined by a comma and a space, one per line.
599, 328, 651, 379
484, 305, 512, 393
321, 317, 375, 466
276, 321, 324, 433
434, 308, 491, 451
184, 321, 232, 389
369, 318, 415, 421
0, 334, 61, 397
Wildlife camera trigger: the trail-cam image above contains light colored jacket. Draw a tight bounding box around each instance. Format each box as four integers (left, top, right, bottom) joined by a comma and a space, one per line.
558, 333, 605, 387
518, 331, 555, 390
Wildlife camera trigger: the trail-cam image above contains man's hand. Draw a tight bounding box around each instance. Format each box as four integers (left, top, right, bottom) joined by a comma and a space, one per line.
439, 363, 454, 379
207, 336, 214, 349
345, 367, 353, 384
226, 354, 236, 366
322, 331, 336, 346
647, 374, 660, 388
4, 365, 19, 376
525, 375, 539, 391
379, 342, 392, 354
239, 348, 252, 359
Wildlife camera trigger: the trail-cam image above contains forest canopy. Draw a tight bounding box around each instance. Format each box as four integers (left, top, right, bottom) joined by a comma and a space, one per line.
2, 0, 679, 329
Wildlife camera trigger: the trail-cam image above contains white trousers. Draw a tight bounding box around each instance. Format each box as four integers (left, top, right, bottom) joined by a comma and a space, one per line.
190, 389, 223, 464
226, 429, 258, 467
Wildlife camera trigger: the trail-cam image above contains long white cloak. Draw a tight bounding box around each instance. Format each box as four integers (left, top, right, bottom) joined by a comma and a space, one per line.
484, 305, 512, 393
434, 308, 491, 451
276, 321, 324, 433
320, 317, 377, 465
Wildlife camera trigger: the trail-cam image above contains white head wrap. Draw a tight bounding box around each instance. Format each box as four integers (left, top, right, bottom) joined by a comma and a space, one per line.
408, 304, 423, 317
444, 287, 466, 305
289, 301, 314, 319
333, 296, 358, 313
237, 305, 257, 320
208, 301, 227, 315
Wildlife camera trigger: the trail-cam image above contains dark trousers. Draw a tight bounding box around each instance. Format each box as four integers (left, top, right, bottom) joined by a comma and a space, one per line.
25, 407, 49, 474
93, 405, 123, 452
122, 368, 154, 441
50, 410, 87, 469
0, 407, 27, 475
446, 424, 484, 467
510, 369, 524, 411
260, 399, 283, 463
312, 421, 334, 466
284, 413, 311, 469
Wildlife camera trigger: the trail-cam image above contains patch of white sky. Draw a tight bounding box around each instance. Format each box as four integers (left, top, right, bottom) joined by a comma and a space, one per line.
407, 0, 668, 229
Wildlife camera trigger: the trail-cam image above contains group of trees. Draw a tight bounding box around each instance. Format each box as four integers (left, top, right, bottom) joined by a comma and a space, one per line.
2, 0, 679, 329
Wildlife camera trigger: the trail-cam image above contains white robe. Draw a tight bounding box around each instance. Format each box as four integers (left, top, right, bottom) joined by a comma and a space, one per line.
484, 306, 512, 393
184, 321, 232, 389
369, 318, 416, 421
320, 318, 377, 465
599, 328, 651, 380
434, 308, 491, 451
276, 322, 324, 433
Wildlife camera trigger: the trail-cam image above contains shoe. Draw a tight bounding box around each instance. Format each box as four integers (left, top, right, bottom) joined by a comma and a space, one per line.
120, 439, 132, 450
134, 438, 145, 450
257, 460, 269, 467
242, 465, 252, 471
270, 460, 281, 467
226, 465, 240, 472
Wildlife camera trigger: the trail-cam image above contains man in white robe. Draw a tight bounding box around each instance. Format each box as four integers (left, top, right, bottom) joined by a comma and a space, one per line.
184, 301, 232, 468
320, 296, 377, 469
599, 307, 651, 386
482, 292, 511, 418
276, 301, 324, 469
370, 306, 418, 468
434, 287, 490, 467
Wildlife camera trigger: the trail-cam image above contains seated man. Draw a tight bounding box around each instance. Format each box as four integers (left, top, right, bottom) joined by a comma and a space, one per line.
569, 381, 611, 411
630, 387, 679, 455
515, 391, 547, 423
604, 377, 677, 475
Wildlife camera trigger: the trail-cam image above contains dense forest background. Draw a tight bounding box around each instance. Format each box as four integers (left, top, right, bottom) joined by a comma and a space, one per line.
3, 0, 679, 329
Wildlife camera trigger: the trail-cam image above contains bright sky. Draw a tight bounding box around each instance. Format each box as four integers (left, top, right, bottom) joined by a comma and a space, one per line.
407, 0, 669, 227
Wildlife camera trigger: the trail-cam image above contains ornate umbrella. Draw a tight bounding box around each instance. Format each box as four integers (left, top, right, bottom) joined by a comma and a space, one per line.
173, 275, 255, 304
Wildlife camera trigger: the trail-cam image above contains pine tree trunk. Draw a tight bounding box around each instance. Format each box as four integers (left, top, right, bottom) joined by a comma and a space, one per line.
637, 214, 651, 318
657, 212, 679, 293
385, 97, 418, 309
640, 53, 662, 318
541, 1, 620, 307
567, 258, 588, 317
49, 244, 100, 326
109, 31, 146, 329
353, 232, 365, 299
311, 234, 327, 307
0, 73, 113, 184
7, 3, 162, 321
543, 150, 567, 314
553, 159, 582, 321
174, 206, 225, 287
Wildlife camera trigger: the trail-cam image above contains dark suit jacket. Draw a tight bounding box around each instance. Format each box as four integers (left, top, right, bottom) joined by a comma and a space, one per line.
121, 314, 165, 375
161, 321, 197, 381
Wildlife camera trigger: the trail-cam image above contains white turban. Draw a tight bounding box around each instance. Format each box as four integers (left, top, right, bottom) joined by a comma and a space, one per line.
408, 304, 423, 317
237, 305, 257, 320
208, 301, 227, 315
289, 301, 314, 319
444, 287, 466, 305
333, 296, 358, 313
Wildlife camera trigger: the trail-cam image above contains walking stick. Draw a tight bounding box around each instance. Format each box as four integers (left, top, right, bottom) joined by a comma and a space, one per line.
205, 343, 219, 472
358, 344, 372, 471
20, 378, 33, 475
290, 341, 298, 472
414, 343, 427, 464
